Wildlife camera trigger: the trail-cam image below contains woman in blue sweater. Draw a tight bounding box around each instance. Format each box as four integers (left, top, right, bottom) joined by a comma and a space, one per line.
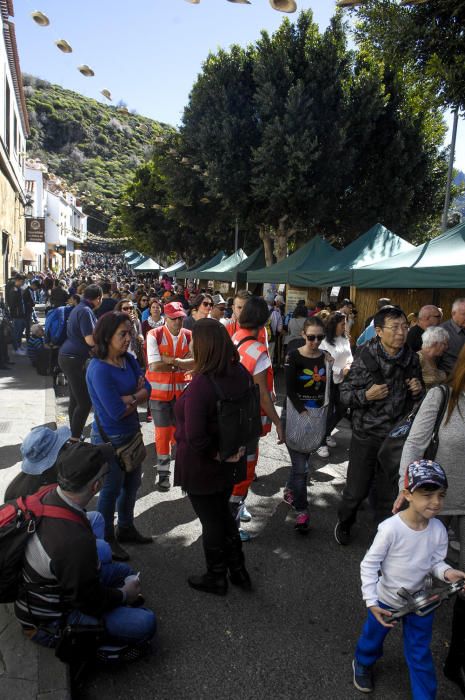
86, 311, 152, 561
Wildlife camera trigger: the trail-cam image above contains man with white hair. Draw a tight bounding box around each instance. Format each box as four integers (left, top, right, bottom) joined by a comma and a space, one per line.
439, 298, 465, 374
406, 304, 442, 353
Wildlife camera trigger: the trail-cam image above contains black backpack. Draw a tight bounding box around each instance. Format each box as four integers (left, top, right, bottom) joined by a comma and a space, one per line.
0, 484, 89, 603
208, 364, 262, 462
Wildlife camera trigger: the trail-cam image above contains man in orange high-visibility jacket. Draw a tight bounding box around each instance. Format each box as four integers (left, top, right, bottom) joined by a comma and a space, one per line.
146, 302, 194, 491
224, 289, 268, 347
230, 297, 284, 540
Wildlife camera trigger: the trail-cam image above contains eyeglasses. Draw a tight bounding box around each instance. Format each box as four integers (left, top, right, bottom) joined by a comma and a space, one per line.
201, 301, 213, 308
140, 298, 148, 302
383, 324, 409, 333
306, 334, 325, 342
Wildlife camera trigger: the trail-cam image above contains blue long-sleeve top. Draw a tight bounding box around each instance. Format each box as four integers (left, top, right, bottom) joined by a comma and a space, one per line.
86, 353, 150, 436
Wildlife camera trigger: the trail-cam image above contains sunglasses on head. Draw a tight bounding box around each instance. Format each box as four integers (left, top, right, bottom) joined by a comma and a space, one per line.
306, 333, 325, 342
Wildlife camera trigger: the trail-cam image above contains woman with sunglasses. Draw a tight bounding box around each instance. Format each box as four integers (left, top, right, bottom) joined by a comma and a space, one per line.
183, 293, 214, 331
317, 312, 353, 457
284, 317, 332, 533
115, 299, 145, 368
135, 292, 150, 320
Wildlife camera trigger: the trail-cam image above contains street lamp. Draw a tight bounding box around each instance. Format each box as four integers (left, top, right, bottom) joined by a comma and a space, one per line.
24, 198, 34, 217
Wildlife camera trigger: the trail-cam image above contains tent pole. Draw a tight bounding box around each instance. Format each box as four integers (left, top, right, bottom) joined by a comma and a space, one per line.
441, 109, 459, 232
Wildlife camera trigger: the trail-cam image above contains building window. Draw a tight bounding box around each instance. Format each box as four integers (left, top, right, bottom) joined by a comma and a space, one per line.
5, 80, 11, 154
14, 113, 18, 153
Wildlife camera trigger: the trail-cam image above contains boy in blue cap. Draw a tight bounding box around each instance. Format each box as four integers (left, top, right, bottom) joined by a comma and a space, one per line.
353, 459, 465, 697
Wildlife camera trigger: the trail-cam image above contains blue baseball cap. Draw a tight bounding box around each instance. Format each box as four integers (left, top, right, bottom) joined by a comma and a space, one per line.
405, 459, 448, 493
21, 426, 71, 475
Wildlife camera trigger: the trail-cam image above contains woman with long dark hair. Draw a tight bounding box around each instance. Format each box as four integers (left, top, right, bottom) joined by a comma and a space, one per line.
318, 311, 353, 455
86, 311, 152, 561
174, 318, 252, 595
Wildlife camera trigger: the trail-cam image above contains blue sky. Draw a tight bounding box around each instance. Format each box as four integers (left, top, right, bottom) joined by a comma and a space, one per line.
13, 0, 464, 170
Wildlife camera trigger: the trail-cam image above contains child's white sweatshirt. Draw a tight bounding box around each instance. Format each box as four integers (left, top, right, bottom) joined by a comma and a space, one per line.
361, 513, 450, 609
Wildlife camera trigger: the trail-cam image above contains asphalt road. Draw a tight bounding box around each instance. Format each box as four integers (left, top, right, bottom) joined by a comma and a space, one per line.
54, 384, 462, 700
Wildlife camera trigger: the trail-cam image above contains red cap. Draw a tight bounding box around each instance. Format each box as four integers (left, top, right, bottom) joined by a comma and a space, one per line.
164, 301, 186, 319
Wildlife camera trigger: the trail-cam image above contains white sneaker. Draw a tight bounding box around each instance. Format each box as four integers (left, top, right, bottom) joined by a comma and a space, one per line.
15, 348, 26, 355
316, 445, 329, 458
326, 436, 337, 448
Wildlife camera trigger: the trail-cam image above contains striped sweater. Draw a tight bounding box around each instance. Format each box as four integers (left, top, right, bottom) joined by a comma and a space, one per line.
14, 487, 123, 629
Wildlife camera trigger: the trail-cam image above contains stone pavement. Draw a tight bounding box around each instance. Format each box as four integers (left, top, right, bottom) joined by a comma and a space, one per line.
0, 354, 71, 700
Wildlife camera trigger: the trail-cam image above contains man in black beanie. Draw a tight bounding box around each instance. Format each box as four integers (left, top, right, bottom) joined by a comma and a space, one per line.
14, 441, 156, 660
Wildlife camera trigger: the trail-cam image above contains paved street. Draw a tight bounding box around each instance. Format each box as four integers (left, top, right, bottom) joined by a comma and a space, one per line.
0, 363, 462, 699
67, 378, 461, 700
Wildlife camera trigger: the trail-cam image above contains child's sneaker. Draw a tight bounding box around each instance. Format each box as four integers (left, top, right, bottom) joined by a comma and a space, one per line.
294, 512, 309, 533
352, 658, 373, 693
283, 488, 294, 507
239, 504, 252, 522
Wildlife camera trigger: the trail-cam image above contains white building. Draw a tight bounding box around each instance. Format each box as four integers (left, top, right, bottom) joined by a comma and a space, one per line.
25, 161, 87, 272
0, 0, 29, 291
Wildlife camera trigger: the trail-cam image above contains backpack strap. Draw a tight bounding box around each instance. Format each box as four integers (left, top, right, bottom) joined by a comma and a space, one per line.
236, 335, 257, 349
360, 346, 384, 385
433, 384, 450, 434
23, 487, 91, 529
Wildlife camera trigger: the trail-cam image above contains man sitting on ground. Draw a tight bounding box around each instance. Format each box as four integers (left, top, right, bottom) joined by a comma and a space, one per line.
14, 441, 157, 661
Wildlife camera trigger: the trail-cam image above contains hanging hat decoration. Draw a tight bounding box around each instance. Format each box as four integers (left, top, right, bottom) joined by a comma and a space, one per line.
31, 11, 50, 26
269, 0, 297, 11
78, 64, 95, 77
55, 39, 73, 53
101, 89, 112, 100
184, 0, 201, 3
227, 0, 251, 4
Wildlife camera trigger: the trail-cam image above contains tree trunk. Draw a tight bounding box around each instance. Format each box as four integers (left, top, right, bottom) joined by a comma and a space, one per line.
259, 225, 274, 267
273, 216, 293, 262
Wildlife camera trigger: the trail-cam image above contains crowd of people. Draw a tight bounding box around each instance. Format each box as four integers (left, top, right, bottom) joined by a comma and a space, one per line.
3, 253, 465, 698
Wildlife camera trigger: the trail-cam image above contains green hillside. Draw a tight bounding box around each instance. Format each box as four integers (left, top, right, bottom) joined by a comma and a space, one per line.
23, 75, 172, 234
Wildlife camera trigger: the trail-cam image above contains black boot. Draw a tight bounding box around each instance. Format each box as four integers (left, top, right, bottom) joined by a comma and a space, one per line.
188, 547, 228, 596
444, 596, 465, 697
116, 524, 153, 544
225, 533, 252, 591
106, 535, 130, 562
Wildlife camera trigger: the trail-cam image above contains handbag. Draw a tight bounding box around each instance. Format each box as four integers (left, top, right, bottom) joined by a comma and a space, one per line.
377, 384, 449, 483
94, 411, 146, 473
285, 397, 328, 454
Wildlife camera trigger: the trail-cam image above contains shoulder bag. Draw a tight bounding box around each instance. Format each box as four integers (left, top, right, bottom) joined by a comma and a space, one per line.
94, 411, 146, 473
285, 398, 328, 454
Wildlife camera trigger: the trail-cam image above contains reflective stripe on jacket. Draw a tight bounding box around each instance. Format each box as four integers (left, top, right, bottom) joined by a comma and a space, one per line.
146, 326, 192, 401
232, 327, 273, 435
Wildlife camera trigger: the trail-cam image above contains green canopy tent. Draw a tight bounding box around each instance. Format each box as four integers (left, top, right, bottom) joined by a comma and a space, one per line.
353, 221, 465, 288
123, 250, 138, 259
291, 224, 414, 287
246, 236, 338, 284
125, 251, 141, 263
128, 254, 149, 268
216, 247, 266, 284
201, 249, 248, 282
176, 251, 227, 280
162, 260, 187, 275
133, 257, 162, 272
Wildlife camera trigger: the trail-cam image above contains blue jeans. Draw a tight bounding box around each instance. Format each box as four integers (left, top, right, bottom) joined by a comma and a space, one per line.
12, 318, 26, 350
87, 511, 112, 564
355, 602, 436, 700
31, 561, 156, 649
286, 447, 311, 512
91, 429, 142, 538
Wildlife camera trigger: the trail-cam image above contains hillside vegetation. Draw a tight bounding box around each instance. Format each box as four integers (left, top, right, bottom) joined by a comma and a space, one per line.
23, 74, 172, 233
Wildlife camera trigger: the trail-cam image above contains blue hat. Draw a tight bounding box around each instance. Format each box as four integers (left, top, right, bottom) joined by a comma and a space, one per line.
21, 426, 71, 475
405, 459, 448, 493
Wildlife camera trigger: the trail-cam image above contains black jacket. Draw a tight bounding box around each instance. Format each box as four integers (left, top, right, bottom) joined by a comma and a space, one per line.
5, 283, 26, 319
339, 338, 424, 439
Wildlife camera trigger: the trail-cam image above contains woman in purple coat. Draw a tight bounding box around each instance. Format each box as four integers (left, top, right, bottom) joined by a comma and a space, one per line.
174, 318, 252, 596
